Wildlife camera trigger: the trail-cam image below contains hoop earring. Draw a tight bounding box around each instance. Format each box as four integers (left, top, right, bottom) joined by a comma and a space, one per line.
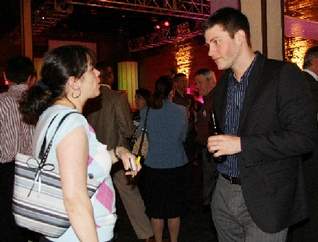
71, 88, 81, 99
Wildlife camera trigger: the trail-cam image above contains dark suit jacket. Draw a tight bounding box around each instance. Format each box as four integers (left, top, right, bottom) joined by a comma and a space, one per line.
288, 71, 318, 242
85, 86, 133, 150
210, 54, 317, 233
303, 71, 318, 113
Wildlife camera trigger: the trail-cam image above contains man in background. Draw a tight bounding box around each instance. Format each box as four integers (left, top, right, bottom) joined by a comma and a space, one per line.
0, 56, 38, 242
193, 68, 217, 205
173, 73, 193, 108
85, 62, 153, 242
303, 46, 318, 108
173, 73, 196, 161
288, 46, 318, 242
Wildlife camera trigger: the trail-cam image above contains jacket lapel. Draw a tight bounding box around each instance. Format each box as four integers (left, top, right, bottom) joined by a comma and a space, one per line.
213, 70, 230, 131
238, 54, 266, 132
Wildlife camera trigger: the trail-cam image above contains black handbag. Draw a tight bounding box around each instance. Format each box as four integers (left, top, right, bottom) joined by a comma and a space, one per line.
132, 107, 150, 164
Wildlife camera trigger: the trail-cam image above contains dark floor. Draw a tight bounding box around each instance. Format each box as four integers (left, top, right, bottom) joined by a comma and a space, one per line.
114, 163, 218, 242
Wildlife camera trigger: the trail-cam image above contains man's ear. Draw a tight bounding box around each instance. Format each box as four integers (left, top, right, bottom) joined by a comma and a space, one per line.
235, 30, 246, 45
27, 75, 37, 88
3, 72, 7, 82
3, 72, 12, 85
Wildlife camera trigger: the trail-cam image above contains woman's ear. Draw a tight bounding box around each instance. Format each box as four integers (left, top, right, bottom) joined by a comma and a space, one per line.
67, 76, 80, 90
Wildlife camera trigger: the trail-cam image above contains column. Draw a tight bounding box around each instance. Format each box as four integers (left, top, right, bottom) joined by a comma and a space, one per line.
117, 61, 138, 108
20, 0, 33, 59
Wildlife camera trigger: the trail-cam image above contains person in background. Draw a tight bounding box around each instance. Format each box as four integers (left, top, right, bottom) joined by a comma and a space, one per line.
140, 76, 189, 242
302, 46, 318, 108
173, 73, 192, 108
287, 46, 318, 242
193, 68, 217, 206
173, 73, 196, 162
0, 56, 38, 242
85, 62, 154, 242
133, 88, 151, 127
20, 45, 139, 242
204, 7, 317, 242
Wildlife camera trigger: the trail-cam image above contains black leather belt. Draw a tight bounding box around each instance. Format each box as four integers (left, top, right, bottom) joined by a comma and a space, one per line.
221, 173, 241, 185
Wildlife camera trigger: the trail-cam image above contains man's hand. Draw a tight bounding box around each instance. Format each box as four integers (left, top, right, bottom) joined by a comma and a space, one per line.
207, 135, 241, 157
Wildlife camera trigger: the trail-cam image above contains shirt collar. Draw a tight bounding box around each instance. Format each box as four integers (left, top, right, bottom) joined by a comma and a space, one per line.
100, 84, 112, 89
303, 69, 318, 82
8, 84, 28, 96
230, 52, 258, 84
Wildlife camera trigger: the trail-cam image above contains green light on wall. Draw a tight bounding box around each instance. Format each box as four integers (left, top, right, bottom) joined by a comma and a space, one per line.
117, 61, 138, 109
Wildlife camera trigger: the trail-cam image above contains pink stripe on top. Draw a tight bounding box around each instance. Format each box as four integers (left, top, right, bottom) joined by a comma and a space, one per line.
96, 182, 114, 213
88, 125, 95, 134
87, 155, 93, 165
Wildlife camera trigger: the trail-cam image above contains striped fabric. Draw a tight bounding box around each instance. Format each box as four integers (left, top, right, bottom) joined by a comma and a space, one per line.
0, 84, 34, 163
217, 54, 258, 177
12, 111, 102, 238
13, 153, 100, 238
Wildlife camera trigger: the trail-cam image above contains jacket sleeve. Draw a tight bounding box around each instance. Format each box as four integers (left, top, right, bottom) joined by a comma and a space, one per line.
115, 92, 134, 148
240, 63, 318, 167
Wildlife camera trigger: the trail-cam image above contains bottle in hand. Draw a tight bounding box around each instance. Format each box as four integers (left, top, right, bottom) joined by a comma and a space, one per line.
210, 112, 226, 163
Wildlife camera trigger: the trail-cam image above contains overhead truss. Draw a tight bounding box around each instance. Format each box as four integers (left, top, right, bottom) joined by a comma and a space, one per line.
67, 0, 210, 20
128, 21, 203, 52
32, 0, 72, 38
31, 0, 209, 51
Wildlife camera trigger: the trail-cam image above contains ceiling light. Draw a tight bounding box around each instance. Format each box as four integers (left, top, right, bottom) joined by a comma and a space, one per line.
163, 21, 170, 27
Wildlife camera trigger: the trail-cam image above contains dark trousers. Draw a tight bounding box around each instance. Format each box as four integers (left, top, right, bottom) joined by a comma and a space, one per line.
0, 161, 40, 242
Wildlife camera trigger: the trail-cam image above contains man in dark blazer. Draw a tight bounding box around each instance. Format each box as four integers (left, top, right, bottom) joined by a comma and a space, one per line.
303, 46, 318, 110
85, 63, 153, 242
288, 46, 318, 242
204, 8, 317, 242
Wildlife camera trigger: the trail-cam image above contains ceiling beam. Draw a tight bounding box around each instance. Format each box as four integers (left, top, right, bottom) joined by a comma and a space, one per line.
67, 0, 210, 20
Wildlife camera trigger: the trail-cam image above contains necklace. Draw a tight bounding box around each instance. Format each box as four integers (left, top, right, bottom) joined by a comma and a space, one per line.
64, 96, 77, 109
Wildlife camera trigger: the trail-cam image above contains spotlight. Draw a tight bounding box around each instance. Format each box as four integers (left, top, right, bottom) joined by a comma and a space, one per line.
155, 24, 161, 30
163, 20, 170, 27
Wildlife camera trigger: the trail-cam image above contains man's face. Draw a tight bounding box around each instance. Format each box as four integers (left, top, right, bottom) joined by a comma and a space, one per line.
175, 76, 187, 92
194, 74, 215, 96
204, 24, 241, 70
311, 58, 318, 75
105, 66, 114, 84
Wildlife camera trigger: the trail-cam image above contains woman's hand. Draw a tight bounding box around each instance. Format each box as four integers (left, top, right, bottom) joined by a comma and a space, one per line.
115, 146, 142, 177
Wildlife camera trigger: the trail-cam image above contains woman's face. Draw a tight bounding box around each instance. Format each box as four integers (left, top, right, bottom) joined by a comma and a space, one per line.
80, 62, 101, 99
135, 95, 147, 110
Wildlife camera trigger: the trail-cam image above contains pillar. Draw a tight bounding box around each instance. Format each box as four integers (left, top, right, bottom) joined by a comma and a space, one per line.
117, 61, 138, 108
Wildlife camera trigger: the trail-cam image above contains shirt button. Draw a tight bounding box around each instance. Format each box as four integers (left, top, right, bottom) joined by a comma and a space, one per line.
88, 173, 94, 179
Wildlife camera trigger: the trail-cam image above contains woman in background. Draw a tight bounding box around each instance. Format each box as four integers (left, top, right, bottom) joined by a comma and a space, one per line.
132, 88, 151, 131
20, 45, 139, 242
139, 76, 189, 242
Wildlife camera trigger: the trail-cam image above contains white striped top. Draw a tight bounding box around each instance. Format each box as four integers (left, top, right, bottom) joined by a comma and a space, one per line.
0, 84, 34, 163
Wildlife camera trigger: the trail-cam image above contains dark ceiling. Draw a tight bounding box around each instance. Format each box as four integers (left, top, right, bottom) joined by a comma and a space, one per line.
0, 0, 199, 53
2, 0, 317, 57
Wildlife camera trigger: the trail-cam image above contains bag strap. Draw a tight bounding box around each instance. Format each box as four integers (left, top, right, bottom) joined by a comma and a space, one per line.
137, 107, 150, 156
26, 111, 80, 197
39, 111, 79, 164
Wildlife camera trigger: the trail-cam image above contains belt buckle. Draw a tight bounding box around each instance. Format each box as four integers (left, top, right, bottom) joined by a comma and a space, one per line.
229, 176, 234, 184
